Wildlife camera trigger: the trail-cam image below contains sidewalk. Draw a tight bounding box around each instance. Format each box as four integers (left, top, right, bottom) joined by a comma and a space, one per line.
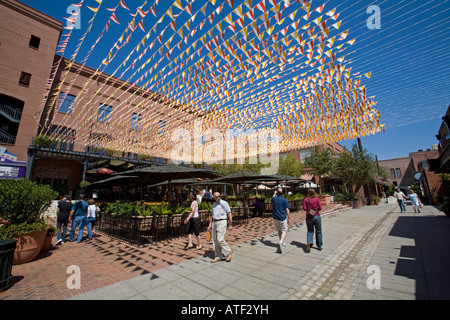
67, 202, 450, 300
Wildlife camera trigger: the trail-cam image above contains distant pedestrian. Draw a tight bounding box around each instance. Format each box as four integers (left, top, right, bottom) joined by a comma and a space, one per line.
69, 195, 88, 243
407, 189, 421, 213
56, 195, 73, 245
394, 188, 407, 213
303, 189, 323, 252
184, 192, 202, 251
382, 191, 388, 203
207, 192, 233, 263
86, 199, 100, 241
271, 188, 291, 254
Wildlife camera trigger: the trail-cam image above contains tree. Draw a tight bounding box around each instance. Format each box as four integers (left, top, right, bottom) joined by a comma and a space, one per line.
332, 143, 379, 194
278, 153, 304, 178
303, 146, 334, 189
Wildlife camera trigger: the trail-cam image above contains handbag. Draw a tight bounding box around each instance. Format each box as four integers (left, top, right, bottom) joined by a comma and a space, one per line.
205, 230, 212, 242
307, 198, 319, 218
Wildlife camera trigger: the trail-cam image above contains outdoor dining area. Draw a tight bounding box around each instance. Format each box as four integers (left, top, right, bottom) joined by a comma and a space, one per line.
83, 164, 318, 247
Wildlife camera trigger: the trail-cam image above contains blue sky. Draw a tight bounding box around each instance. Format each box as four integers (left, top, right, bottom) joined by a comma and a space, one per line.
19, 0, 450, 160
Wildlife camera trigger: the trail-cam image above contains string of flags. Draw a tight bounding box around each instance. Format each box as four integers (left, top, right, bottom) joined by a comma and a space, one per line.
40, 0, 383, 162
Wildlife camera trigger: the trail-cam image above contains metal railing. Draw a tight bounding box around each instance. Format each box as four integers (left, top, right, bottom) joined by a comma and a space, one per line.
0, 129, 16, 145
0, 104, 22, 122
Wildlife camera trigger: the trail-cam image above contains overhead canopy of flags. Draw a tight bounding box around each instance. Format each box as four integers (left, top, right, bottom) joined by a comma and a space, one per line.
40, 0, 384, 162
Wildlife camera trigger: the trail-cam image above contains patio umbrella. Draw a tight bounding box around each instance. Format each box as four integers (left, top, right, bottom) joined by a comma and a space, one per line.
212, 171, 276, 196
298, 180, 319, 188
86, 167, 115, 176
115, 164, 220, 201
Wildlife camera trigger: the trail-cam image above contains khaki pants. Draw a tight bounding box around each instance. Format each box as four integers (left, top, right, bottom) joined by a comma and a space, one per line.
212, 220, 231, 260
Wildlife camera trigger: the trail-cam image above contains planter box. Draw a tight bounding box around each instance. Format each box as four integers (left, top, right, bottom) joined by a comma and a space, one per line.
318, 195, 331, 206
13, 228, 47, 265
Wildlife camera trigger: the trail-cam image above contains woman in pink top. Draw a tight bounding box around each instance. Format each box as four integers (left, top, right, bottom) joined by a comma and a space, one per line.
303, 189, 323, 253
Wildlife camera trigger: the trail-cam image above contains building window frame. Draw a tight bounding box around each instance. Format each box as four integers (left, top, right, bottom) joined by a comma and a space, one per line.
390, 169, 396, 179
98, 104, 112, 123
19, 72, 32, 87
58, 93, 76, 115
29, 35, 41, 50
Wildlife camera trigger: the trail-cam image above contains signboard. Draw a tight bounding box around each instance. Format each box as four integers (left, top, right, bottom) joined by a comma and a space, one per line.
0, 148, 26, 179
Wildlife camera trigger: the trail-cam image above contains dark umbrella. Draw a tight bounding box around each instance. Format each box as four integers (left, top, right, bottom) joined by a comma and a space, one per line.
115, 164, 220, 201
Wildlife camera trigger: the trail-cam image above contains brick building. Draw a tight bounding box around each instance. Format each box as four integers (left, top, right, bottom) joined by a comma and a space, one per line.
0, 1, 221, 194
0, 0, 63, 161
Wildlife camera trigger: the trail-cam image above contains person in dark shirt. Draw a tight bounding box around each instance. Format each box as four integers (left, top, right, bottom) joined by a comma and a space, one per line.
56, 195, 73, 245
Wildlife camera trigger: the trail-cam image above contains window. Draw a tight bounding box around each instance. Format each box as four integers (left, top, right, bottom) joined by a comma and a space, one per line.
390, 169, 396, 179
29, 35, 41, 49
300, 148, 313, 163
58, 93, 75, 114
157, 120, 166, 136
131, 113, 142, 130
98, 104, 112, 123
19, 72, 31, 87
396, 168, 402, 178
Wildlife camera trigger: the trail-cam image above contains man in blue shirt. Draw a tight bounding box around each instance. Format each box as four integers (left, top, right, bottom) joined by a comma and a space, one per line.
69, 195, 88, 243
271, 188, 291, 253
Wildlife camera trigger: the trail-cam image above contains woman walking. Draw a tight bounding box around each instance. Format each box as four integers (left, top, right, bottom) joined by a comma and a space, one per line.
184, 192, 202, 250
303, 189, 323, 252
408, 189, 422, 213
86, 199, 100, 241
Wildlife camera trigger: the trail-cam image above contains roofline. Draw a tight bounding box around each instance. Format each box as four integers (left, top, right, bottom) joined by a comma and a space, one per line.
0, 0, 63, 32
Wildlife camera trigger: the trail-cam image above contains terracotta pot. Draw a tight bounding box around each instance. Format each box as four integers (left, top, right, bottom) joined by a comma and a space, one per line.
40, 235, 53, 253
13, 228, 47, 265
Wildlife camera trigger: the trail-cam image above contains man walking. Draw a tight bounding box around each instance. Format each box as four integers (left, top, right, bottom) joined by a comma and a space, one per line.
69, 194, 88, 243
394, 188, 407, 213
207, 192, 233, 263
271, 188, 291, 253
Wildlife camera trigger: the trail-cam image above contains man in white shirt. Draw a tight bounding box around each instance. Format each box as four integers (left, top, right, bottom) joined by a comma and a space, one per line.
207, 192, 233, 263
394, 188, 407, 213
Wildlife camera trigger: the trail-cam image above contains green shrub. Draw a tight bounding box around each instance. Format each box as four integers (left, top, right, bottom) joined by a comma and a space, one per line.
0, 179, 57, 225
0, 179, 57, 240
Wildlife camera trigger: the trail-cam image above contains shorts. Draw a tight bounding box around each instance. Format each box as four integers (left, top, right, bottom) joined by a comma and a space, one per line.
273, 219, 288, 233
186, 217, 200, 236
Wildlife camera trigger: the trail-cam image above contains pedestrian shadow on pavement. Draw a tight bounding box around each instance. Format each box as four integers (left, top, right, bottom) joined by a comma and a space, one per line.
388, 214, 450, 300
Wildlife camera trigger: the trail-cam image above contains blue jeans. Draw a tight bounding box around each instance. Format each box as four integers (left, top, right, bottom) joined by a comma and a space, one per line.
306, 215, 323, 249
56, 220, 68, 242
86, 217, 96, 240
69, 216, 86, 242
397, 200, 406, 212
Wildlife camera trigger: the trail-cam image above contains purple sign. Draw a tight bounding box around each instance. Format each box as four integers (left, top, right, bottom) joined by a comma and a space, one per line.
0, 157, 26, 179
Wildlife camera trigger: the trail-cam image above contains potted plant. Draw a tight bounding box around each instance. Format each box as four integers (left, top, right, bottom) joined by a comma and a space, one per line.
0, 179, 58, 265
318, 193, 331, 206
32, 134, 57, 148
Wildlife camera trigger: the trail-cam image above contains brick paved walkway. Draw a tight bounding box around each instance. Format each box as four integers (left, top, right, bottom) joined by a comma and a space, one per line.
0, 204, 346, 300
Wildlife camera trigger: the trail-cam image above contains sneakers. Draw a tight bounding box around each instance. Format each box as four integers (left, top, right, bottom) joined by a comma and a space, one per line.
56, 239, 63, 245
276, 242, 282, 254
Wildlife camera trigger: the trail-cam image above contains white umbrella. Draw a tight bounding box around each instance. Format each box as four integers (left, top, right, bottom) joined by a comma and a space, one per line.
253, 184, 271, 190
298, 181, 318, 188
